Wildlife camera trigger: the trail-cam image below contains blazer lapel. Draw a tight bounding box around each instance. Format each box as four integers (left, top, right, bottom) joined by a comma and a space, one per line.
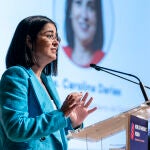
41, 74, 62, 109
27, 69, 54, 112
27, 69, 64, 145
41, 74, 65, 145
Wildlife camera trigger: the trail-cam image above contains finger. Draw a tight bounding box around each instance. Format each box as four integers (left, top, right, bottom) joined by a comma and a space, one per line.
81, 92, 88, 103
84, 97, 93, 108
62, 95, 80, 111
69, 95, 82, 105
69, 92, 82, 97
65, 94, 72, 101
66, 95, 75, 104
70, 92, 83, 103
65, 95, 77, 105
88, 107, 97, 114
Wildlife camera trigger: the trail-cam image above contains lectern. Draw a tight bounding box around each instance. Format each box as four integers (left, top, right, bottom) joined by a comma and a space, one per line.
67, 101, 150, 150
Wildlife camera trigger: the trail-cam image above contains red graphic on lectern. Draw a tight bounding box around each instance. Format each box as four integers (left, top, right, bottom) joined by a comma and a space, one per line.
130, 122, 135, 140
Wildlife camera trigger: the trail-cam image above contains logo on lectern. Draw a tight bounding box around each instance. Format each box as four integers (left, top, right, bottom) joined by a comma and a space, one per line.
130, 122, 135, 140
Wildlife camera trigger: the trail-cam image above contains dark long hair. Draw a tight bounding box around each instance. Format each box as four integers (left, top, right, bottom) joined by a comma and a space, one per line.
65, 0, 104, 51
6, 15, 58, 76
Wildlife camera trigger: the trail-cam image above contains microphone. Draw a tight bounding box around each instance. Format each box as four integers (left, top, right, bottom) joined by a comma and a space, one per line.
90, 64, 149, 102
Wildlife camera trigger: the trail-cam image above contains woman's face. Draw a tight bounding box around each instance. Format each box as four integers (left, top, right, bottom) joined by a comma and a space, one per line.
33, 23, 59, 65
71, 0, 97, 46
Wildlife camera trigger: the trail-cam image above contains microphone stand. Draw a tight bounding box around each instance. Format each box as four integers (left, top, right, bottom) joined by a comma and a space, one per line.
90, 64, 150, 102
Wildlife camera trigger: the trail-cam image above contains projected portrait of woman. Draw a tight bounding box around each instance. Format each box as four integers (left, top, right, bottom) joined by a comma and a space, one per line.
63, 0, 104, 68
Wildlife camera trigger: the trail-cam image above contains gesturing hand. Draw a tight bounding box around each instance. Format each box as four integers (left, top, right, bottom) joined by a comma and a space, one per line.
61, 92, 83, 117
69, 92, 97, 128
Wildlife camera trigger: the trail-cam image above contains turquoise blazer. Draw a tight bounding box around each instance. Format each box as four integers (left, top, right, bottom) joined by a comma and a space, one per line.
0, 66, 74, 150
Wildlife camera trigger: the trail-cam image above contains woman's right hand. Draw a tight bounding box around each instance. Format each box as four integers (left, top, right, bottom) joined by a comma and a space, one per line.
60, 92, 83, 117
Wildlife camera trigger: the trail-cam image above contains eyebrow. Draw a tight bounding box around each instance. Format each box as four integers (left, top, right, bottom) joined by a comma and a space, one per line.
43, 30, 54, 34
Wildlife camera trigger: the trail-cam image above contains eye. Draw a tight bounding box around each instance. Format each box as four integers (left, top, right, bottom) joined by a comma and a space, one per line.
47, 34, 54, 39
74, 0, 82, 6
87, 1, 96, 11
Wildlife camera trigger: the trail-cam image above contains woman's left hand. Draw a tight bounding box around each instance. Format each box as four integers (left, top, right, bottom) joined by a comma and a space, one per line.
69, 92, 97, 128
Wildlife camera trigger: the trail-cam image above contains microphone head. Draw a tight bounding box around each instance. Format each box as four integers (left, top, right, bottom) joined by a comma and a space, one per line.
90, 64, 101, 71
90, 64, 96, 68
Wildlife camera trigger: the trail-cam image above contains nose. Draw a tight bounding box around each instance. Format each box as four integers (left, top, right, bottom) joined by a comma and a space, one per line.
52, 36, 61, 43
52, 39, 60, 47
81, 6, 88, 20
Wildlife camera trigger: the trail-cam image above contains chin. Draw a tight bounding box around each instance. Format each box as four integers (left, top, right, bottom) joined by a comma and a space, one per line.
50, 56, 57, 61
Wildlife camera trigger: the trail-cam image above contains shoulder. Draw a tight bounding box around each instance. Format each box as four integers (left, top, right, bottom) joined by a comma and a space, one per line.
2, 66, 29, 77
91, 50, 105, 63
1, 66, 30, 85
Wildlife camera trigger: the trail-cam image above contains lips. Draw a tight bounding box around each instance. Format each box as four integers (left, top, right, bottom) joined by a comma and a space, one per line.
51, 48, 57, 53
51, 47, 57, 50
79, 22, 89, 31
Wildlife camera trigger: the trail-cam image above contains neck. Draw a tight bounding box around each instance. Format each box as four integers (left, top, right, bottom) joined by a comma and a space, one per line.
31, 65, 43, 79
72, 39, 93, 66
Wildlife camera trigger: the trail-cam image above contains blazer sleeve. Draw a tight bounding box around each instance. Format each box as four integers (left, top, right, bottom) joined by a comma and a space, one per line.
0, 66, 68, 142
